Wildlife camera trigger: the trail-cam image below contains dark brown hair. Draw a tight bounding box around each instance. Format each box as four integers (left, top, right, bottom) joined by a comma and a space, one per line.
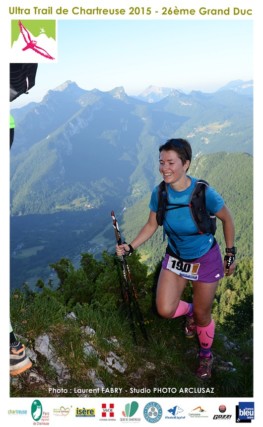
159, 139, 192, 167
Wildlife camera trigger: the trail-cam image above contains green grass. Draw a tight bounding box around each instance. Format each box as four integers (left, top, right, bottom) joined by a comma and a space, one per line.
10, 294, 253, 398
10, 252, 253, 398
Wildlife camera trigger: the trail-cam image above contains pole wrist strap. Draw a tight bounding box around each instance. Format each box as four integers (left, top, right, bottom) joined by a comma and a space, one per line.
124, 243, 134, 256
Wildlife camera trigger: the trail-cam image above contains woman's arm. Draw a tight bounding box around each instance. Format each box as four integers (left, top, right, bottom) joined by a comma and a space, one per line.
116, 210, 159, 256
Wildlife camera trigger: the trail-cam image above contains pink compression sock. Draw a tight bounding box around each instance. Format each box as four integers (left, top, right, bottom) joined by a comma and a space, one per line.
172, 301, 193, 318
197, 319, 215, 358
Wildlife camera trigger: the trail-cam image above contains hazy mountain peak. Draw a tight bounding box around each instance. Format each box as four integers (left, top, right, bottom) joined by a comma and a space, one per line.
42, 81, 87, 105
218, 79, 253, 96
53, 80, 80, 92
109, 86, 127, 100
136, 86, 185, 103
169, 89, 185, 97
143, 85, 170, 95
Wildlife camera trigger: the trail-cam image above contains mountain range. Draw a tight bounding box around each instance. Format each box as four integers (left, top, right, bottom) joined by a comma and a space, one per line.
136, 79, 253, 103
10, 80, 253, 287
10, 80, 253, 216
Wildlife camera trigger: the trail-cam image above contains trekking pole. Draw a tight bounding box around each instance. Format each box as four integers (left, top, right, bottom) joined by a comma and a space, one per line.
111, 210, 149, 344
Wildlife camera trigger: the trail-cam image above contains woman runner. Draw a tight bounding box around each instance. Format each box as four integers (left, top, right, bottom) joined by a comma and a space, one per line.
116, 138, 236, 379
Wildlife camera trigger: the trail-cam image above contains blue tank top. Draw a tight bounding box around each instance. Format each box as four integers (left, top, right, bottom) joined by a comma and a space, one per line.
149, 176, 224, 259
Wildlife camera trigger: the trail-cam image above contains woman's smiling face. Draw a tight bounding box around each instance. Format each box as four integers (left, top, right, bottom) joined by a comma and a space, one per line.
159, 149, 190, 185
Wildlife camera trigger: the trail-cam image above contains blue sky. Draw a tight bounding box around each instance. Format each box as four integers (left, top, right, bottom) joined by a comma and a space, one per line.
14, 19, 253, 106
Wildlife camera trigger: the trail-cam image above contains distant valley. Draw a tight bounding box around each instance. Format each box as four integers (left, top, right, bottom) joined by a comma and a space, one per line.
10, 80, 253, 289
11, 80, 253, 215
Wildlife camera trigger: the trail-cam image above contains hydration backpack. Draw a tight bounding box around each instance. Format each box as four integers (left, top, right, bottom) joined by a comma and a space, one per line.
156, 179, 217, 235
10, 63, 38, 102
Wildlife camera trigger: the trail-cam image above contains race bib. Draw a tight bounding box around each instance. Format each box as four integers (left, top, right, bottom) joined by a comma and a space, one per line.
166, 255, 200, 280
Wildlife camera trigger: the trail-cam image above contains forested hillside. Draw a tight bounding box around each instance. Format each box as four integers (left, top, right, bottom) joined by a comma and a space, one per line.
10, 82, 252, 215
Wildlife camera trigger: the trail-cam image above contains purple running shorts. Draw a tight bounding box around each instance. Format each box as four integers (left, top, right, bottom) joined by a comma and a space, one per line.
162, 242, 224, 283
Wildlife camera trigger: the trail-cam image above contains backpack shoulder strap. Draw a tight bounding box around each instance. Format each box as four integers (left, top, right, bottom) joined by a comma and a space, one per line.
190, 180, 208, 225
190, 179, 216, 234
156, 180, 167, 226
194, 179, 209, 191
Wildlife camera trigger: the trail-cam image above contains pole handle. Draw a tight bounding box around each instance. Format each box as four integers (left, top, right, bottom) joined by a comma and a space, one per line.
111, 210, 122, 246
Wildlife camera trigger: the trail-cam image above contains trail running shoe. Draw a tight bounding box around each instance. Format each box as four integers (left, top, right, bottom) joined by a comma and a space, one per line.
184, 315, 196, 338
196, 355, 213, 380
10, 342, 32, 376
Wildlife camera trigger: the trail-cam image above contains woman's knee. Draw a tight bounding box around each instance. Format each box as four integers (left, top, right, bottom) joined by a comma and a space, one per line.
156, 301, 176, 318
193, 308, 212, 326
155, 270, 185, 318
157, 307, 174, 319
